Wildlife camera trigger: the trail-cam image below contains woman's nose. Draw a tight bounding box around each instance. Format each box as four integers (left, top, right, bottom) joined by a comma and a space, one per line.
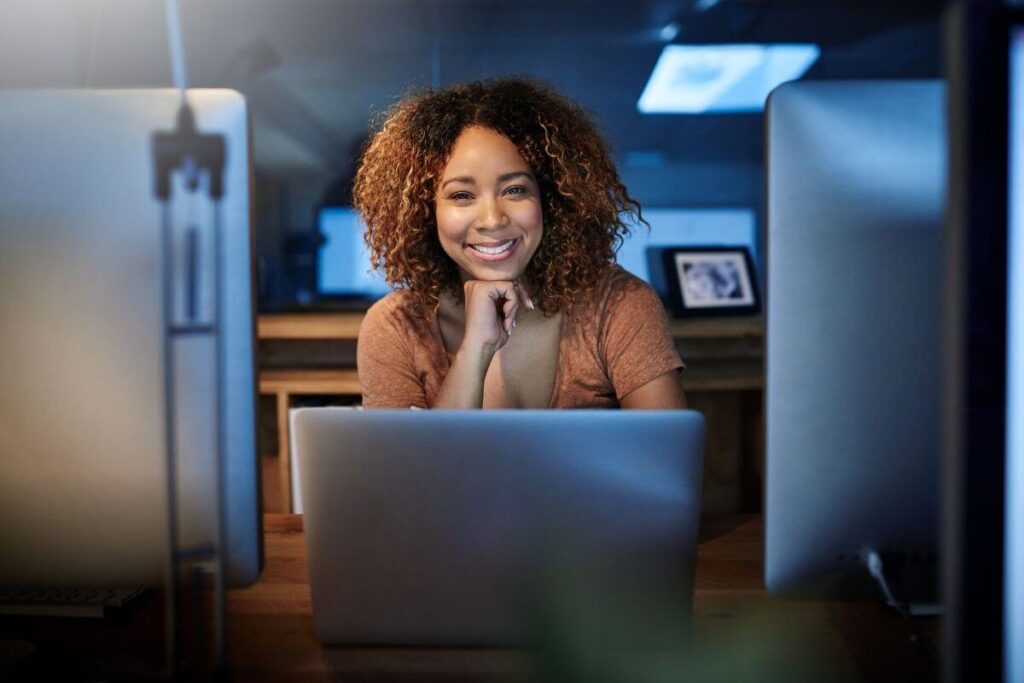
476, 197, 508, 231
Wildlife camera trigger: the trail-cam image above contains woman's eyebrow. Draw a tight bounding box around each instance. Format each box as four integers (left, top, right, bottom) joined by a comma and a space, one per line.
441, 175, 475, 189
497, 171, 534, 184
440, 170, 533, 190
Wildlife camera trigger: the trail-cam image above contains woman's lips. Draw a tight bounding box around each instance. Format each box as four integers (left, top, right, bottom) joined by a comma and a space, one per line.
465, 237, 519, 262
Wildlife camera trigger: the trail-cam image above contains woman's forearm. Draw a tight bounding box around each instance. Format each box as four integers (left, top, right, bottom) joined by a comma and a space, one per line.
432, 346, 494, 409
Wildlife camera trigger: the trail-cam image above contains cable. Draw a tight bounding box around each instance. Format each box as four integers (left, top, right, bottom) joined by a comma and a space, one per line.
83, 0, 105, 87
865, 548, 905, 613
865, 549, 920, 634
163, 0, 188, 102
160, 201, 180, 675
156, 4, 229, 671
864, 548, 925, 643
863, 547, 942, 677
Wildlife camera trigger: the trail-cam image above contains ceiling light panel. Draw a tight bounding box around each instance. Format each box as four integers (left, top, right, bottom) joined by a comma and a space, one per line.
638, 44, 820, 114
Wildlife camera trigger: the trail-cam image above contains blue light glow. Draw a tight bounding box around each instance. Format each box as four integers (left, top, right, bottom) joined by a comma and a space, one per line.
638, 44, 820, 114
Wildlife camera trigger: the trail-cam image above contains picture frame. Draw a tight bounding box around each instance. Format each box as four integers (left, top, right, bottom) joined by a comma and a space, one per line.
662, 246, 761, 317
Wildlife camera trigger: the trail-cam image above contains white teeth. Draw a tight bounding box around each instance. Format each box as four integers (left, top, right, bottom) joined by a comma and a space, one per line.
470, 239, 515, 255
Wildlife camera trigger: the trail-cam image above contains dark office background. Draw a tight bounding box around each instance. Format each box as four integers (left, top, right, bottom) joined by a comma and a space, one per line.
0, 0, 945, 308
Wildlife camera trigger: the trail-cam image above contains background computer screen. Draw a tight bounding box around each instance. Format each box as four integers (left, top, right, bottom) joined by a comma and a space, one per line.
317, 207, 391, 299
316, 205, 756, 303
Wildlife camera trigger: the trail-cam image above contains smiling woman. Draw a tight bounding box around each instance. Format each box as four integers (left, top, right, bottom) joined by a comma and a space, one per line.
353, 78, 686, 410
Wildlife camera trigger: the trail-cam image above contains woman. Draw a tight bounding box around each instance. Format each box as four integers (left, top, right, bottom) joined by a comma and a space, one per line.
354, 78, 686, 409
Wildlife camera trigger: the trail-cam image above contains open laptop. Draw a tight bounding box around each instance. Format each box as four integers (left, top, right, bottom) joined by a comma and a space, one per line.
293, 408, 705, 646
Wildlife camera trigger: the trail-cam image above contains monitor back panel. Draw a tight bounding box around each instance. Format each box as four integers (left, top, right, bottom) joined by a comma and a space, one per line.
764, 80, 945, 598
0, 89, 260, 587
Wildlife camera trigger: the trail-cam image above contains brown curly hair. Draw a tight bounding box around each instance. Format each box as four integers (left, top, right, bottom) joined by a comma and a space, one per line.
352, 78, 644, 316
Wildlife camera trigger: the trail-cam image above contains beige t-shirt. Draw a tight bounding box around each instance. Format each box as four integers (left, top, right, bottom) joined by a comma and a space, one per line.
357, 266, 684, 408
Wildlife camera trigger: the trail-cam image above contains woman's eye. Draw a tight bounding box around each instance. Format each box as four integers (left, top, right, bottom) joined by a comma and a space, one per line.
504, 185, 527, 197
450, 191, 472, 201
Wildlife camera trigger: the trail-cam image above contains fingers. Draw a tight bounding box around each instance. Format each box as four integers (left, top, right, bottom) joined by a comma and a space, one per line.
513, 279, 536, 312
464, 279, 534, 344
483, 282, 523, 335
501, 296, 518, 334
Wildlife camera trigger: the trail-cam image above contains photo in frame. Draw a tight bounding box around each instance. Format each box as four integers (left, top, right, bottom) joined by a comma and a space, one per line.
662, 246, 761, 317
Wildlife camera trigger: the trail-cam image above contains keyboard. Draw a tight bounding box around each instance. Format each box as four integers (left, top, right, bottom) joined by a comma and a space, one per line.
0, 587, 143, 618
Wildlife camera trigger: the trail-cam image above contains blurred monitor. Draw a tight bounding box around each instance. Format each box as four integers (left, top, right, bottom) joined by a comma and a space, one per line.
944, 6, 1023, 678
0, 89, 262, 588
764, 80, 945, 603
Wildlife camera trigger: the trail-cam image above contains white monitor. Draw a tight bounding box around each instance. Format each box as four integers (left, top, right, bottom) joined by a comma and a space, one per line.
0, 89, 262, 587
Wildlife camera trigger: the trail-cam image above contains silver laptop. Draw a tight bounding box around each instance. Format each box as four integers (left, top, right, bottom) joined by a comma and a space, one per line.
293, 409, 705, 646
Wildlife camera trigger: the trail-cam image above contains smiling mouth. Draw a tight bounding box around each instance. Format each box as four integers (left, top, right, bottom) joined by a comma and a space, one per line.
467, 238, 517, 256
468, 235, 524, 259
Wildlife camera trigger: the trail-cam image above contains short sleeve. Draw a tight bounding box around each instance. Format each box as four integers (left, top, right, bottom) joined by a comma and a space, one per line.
599, 275, 684, 401
357, 297, 429, 409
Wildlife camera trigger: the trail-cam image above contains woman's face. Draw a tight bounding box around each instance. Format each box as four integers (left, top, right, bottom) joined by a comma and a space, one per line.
434, 126, 544, 284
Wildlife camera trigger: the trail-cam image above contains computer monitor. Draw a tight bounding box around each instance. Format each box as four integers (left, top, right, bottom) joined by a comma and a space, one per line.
0, 89, 261, 587
764, 80, 945, 602
316, 206, 391, 302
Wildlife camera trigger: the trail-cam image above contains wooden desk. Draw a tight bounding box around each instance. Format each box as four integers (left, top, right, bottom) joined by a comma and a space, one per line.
230, 515, 940, 681
0, 515, 941, 680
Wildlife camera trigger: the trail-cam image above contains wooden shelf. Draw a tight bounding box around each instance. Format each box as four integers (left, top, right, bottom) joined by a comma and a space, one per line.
669, 315, 764, 339
259, 369, 360, 395
258, 313, 363, 340
258, 312, 763, 341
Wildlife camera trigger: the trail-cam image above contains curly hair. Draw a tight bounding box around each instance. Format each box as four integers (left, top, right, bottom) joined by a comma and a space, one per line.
352, 78, 644, 316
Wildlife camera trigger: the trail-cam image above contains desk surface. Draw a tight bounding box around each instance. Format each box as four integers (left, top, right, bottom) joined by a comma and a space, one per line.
1, 514, 940, 681
231, 515, 939, 682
